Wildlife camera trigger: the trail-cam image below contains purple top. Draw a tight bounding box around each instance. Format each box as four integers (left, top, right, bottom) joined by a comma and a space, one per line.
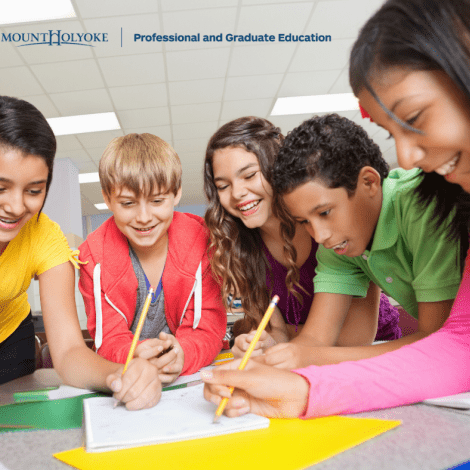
262, 240, 401, 341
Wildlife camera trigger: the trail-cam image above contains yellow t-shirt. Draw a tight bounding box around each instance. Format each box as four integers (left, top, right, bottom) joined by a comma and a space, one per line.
0, 213, 72, 343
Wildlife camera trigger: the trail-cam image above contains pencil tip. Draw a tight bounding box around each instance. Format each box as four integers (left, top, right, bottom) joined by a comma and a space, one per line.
213, 415, 220, 423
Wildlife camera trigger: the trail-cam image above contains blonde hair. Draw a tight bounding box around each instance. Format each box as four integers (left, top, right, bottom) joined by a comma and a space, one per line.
99, 133, 182, 198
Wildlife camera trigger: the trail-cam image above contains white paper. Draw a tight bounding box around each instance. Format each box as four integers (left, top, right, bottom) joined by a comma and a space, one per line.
84, 383, 270, 452
423, 391, 470, 410
46, 385, 96, 400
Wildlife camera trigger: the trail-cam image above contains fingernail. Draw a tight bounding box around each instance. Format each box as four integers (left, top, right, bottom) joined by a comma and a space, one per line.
238, 406, 250, 415
200, 370, 213, 380
110, 379, 121, 392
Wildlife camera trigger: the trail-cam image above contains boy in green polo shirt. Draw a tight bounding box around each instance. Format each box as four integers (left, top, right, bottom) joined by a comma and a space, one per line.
262, 114, 462, 369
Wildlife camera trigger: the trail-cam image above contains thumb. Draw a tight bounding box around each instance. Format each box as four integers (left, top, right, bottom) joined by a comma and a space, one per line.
107, 373, 122, 392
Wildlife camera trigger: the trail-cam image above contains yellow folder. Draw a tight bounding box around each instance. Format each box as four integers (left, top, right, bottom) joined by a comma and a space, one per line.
54, 416, 400, 470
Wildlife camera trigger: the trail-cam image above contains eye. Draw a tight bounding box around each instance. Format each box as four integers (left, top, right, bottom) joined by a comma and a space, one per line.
216, 184, 228, 191
298, 220, 308, 225
406, 113, 420, 126
320, 209, 330, 217
152, 198, 163, 204
120, 201, 133, 207
28, 189, 43, 196
245, 172, 257, 180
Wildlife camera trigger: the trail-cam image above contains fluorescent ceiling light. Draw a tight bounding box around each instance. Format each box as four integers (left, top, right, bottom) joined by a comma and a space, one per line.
0, 0, 75, 25
79, 173, 100, 184
94, 203, 108, 211
47, 112, 121, 136
271, 93, 359, 116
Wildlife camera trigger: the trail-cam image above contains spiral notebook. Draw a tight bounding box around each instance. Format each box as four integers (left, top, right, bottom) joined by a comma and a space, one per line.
83, 383, 270, 452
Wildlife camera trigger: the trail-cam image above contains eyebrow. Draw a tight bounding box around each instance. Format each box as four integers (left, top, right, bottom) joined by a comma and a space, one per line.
293, 202, 329, 219
213, 163, 257, 182
0, 177, 47, 185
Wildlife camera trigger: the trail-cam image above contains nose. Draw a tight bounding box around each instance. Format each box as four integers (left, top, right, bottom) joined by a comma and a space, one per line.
135, 203, 152, 224
309, 220, 331, 246
4, 190, 26, 216
395, 137, 425, 170
231, 179, 248, 200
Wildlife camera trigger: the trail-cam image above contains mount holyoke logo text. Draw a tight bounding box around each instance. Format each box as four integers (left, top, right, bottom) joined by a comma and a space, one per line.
1, 30, 108, 47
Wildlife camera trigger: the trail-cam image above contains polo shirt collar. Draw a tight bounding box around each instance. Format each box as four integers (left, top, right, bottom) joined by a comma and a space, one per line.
369, 173, 400, 253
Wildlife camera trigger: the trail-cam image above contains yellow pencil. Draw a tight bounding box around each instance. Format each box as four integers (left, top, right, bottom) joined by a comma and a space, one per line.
213, 295, 279, 423
122, 286, 155, 374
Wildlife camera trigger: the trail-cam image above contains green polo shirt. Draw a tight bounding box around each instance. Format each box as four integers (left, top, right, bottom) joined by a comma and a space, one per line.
314, 168, 461, 319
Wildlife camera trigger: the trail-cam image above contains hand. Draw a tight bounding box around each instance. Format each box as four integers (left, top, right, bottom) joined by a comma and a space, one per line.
263, 342, 310, 369
106, 357, 161, 410
231, 330, 276, 358
135, 332, 185, 384
201, 359, 309, 419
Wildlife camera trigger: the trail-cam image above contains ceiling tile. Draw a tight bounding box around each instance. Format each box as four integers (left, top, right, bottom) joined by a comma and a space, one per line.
31, 60, 104, 93
123, 125, 172, 143
242, 0, 313, 4
98, 53, 165, 87
56, 135, 83, 152
77, 0, 159, 19
221, 98, 273, 121
307, 0, 384, 40
163, 8, 237, 51
290, 38, 354, 72
5, 21, 93, 64
224, 74, 283, 101
0, 66, 44, 96
236, 3, 312, 36
0, 42, 25, 68
166, 48, 230, 81
229, 44, 295, 76
109, 83, 168, 110
19, 94, 60, 118
279, 70, 342, 97
161, 0, 237, 11
173, 138, 210, 154
49, 89, 113, 115
328, 67, 353, 94
171, 102, 221, 125
173, 122, 218, 141
168, 78, 224, 105
118, 107, 170, 128
56, 149, 92, 161
84, 14, 163, 57
76, 129, 124, 148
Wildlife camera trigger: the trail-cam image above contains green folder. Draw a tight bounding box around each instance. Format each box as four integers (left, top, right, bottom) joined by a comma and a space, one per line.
0, 393, 104, 432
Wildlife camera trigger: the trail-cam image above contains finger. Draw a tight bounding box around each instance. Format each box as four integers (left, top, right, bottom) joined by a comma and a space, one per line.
125, 376, 162, 411
154, 348, 178, 369
106, 372, 122, 393
158, 373, 177, 384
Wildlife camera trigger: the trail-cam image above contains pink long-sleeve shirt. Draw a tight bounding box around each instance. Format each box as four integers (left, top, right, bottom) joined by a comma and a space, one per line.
294, 249, 470, 418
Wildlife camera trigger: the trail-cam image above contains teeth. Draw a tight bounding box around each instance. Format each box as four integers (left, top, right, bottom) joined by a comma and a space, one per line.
239, 200, 260, 212
435, 154, 459, 176
136, 226, 154, 232
0, 217, 20, 224
333, 241, 347, 250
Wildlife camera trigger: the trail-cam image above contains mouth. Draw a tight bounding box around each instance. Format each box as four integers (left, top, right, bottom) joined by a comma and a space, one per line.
434, 154, 460, 176
330, 240, 348, 255
237, 199, 261, 215
0, 216, 23, 230
132, 224, 157, 234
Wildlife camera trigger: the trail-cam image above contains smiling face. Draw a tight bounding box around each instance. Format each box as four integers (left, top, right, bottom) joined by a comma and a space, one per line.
282, 168, 382, 257
104, 186, 181, 254
358, 68, 470, 193
0, 148, 48, 251
212, 146, 273, 230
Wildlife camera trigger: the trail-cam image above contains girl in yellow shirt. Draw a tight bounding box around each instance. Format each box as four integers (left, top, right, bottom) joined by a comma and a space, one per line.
0, 95, 161, 410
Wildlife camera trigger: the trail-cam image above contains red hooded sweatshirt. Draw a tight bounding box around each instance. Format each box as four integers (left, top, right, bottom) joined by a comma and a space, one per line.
78, 212, 226, 375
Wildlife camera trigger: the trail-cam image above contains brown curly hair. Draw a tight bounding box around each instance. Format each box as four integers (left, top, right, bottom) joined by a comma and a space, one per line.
204, 116, 302, 333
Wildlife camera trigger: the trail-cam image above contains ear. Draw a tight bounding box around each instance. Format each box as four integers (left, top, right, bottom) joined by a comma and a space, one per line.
174, 186, 182, 206
357, 166, 381, 197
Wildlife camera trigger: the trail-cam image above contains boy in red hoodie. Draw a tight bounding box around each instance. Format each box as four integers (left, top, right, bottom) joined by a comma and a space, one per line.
79, 133, 226, 384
